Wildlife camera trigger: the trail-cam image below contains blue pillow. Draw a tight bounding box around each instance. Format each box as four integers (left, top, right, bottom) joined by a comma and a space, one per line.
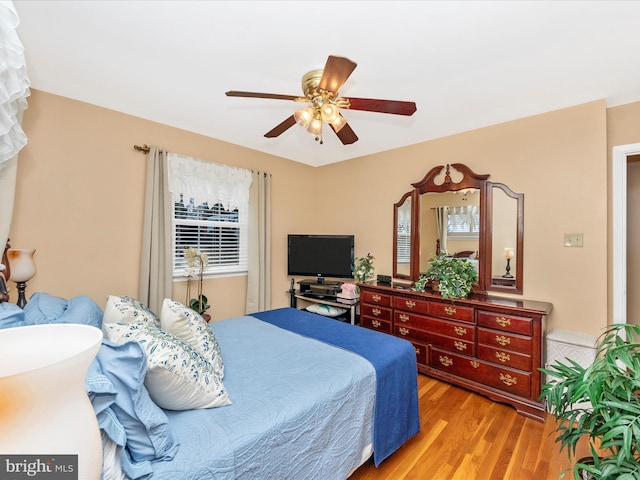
86, 339, 178, 476
0, 302, 25, 329
24, 292, 103, 328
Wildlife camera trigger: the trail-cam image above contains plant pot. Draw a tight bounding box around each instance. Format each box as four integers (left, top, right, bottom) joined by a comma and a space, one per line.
431, 280, 440, 292
202, 313, 211, 323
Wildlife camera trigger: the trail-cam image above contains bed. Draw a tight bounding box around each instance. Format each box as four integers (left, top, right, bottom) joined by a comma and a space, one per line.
0, 293, 420, 480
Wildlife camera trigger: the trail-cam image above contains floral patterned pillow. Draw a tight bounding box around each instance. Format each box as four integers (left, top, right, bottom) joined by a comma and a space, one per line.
103, 295, 159, 326
159, 299, 224, 378
102, 321, 231, 410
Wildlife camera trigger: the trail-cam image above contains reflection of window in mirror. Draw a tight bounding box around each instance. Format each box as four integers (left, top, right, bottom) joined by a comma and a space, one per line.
420, 190, 480, 273
396, 199, 411, 274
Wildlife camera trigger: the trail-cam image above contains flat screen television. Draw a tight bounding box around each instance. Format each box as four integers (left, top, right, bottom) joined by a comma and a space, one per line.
287, 234, 354, 282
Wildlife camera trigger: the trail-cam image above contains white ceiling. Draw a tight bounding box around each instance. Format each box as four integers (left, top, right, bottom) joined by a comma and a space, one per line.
12, 0, 640, 167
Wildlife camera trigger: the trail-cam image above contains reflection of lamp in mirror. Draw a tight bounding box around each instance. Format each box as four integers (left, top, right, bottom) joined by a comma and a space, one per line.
7, 248, 36, 308
503, 248, 514, 278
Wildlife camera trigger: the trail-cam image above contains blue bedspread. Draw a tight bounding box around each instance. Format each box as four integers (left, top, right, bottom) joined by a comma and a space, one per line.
252, 308, 420, 466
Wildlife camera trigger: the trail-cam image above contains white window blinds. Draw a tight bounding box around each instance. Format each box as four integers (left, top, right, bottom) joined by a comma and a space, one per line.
168, 153, 252, 277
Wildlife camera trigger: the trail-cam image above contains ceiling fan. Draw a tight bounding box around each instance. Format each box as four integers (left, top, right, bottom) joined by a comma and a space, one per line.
225, 55, 417, 145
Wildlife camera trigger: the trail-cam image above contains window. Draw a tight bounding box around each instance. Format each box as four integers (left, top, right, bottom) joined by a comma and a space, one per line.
447, 205, 479, 239
168, 153, 252, 279
396, 221, 411, 264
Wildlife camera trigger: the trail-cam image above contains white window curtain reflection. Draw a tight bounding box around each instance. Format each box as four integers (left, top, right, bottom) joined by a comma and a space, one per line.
0, 0, 30, 259
435, 206, 449, 253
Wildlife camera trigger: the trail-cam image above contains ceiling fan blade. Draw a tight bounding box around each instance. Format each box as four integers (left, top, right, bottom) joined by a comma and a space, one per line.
226, 91, 299, 101
264, 115, 297, 138
330, 121, 358, 145
346, 97, 417, 116
318, 56, 357, 94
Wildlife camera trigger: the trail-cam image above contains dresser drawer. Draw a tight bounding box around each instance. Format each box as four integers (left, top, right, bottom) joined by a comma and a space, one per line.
430, 347, 531, 398
394, 324, 431, 344
477, 344, 532, 371
428, 302, 475, 323
361, 315, 392, 334
361, 304, 392, 322
395, 312, 475, 342
360, 290, 392, 307
477, 328, 532, 352
393, 296, 430, 315
430, 333, 475, 356
477, 311, 533, 335
410, 341, 427, 365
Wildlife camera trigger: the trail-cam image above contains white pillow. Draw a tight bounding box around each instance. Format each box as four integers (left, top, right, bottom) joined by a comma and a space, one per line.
102, 322, 231, 411
103, 295, 159, 325
305, 303, 348, 317
159, 299, 224, 378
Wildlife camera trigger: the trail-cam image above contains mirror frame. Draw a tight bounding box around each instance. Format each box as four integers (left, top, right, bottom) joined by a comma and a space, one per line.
392, 163, 524, 295
484, 182, 524, 294
393, 190, 419, 280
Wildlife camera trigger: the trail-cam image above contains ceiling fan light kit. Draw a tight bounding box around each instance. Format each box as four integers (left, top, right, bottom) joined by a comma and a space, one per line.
226, 55, 417, 145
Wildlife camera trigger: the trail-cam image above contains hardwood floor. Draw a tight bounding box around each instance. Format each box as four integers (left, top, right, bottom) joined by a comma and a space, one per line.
349, 374, 591, 480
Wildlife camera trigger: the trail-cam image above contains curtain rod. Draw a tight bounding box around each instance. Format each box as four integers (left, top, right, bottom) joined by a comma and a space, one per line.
134, 144, 150, 154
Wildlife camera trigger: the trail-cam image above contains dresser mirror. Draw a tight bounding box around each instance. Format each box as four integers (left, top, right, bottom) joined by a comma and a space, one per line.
393, 190, 417, 279
392, 163, 524, 294
485, 182, 524, 293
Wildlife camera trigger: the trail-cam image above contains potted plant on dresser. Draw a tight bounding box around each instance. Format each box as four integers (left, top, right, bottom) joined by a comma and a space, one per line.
541, 323, 640, 480
415, 253, 478, 300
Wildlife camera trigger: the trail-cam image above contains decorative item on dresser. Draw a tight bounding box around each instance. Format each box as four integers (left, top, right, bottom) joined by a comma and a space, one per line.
359, 282, 552, 421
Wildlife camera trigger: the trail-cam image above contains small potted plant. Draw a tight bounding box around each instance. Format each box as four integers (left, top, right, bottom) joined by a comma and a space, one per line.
540, 323, 640, 480
421, 252, 478, 300
184, 247, 211, 319
354, 252, 375, 283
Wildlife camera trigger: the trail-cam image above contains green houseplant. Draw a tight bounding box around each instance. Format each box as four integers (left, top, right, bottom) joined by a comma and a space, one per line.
354, 252, 375, 283
540, 323, 640, 480
420, 253, 478, 300
183, 247, 210, 316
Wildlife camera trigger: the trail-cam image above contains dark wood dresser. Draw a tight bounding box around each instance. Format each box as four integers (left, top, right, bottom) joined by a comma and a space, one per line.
359, 283, 552, 421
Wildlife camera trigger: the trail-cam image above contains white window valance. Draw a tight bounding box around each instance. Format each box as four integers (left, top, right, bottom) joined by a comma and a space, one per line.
167, 153, 252, 211
0, 0, 30, 167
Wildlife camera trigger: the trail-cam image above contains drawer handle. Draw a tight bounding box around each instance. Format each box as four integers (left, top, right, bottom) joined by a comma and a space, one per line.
372, 308, 381, 317
372, 319, 381, 328
399, 327, 410, 336
439, 355, 453, 367
399, 313, 410, 323
495, 351, 511, 363
470, 360, 480, 369
444, 306, 457, 316
499, 373, 518, 386
414, 347, 421, 355
454, 326, 468, 336
372, 294, 382, 302
496, 335, 511, 346
454, 341, 467, 351
496, 317, 511, 327
405, 300, 416, 309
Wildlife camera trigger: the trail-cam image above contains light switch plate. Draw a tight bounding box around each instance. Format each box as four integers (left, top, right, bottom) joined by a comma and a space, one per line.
564, 233, 584, 247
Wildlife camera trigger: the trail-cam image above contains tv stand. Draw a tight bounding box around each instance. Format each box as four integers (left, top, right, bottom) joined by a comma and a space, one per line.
290, 291, 359, 325
297, 278, 342, 296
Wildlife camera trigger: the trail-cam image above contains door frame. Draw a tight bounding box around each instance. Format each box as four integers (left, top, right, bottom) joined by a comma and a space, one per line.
612, 143, 640, 327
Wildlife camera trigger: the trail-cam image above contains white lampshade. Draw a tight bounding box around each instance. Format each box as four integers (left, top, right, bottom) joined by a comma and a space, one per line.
294, 106, 314, 128
330, 114, 348, 133
0, 324, 103, 479
307, 117, 323, 136
7, 248, 36, 282
504, 248, 515, 259
320, 101, 339, 123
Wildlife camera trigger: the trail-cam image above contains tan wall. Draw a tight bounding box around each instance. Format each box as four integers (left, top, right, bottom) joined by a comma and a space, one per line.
10, 90, 317, 320
316, 100, 608, 337
10, 92, 614, 337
